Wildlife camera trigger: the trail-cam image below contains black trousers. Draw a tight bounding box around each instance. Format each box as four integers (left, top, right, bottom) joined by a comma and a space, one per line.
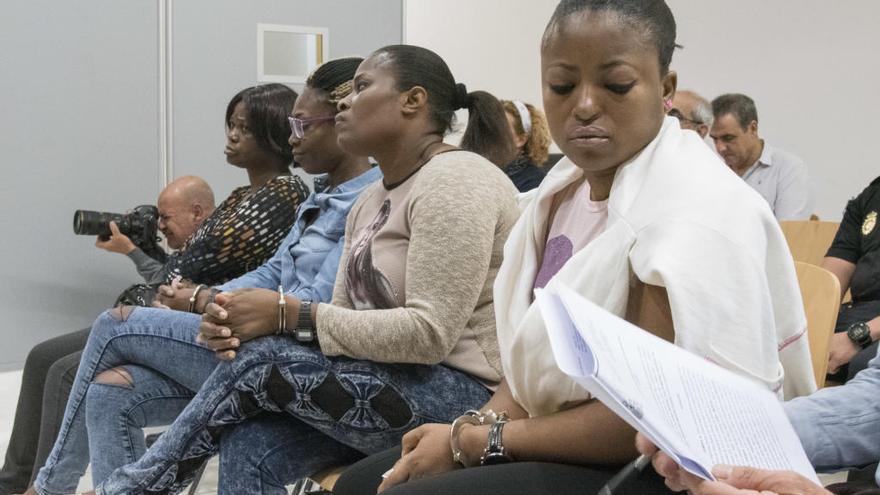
333, 447, 675, 495
0, 328, 89, 494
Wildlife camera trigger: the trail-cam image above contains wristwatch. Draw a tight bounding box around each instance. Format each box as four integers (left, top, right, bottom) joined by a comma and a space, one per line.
846, 322, 873, 349
480, 413, 512, 466
285, 300, 317, 344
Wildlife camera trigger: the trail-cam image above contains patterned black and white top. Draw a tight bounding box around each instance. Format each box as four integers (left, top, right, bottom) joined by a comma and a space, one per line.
160, 174, 309, 286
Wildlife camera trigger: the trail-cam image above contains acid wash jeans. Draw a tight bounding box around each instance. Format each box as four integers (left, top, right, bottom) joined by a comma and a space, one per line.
34, 307, 216, 495
95, 335, 492, 494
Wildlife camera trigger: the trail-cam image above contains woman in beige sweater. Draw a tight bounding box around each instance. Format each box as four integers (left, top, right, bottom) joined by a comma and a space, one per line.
89, 48, 520, 495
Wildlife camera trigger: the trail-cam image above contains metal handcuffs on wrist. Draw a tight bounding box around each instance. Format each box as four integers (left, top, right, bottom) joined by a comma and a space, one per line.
449, 409, 512, 467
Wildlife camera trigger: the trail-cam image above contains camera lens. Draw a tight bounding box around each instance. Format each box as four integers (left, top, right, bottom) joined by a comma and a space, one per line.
72, 210, 124, 238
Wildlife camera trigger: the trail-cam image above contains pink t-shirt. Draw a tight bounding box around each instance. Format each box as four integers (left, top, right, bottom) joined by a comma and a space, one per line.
534, 178, 608, 289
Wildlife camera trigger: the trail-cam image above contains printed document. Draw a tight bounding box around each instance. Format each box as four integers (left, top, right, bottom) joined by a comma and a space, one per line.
537, 285, 818, 483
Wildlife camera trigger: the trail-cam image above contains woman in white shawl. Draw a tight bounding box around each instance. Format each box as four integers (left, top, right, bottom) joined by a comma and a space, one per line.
334, 1, 815, 494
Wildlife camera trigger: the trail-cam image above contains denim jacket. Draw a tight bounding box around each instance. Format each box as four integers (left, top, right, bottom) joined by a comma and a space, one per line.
785, 348, 880, 485
218, 167, 382, 302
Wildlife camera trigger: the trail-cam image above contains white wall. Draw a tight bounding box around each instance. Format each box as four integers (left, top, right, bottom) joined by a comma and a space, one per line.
405, 0, 880, 220
405, 0, 556, 115
404, 0, 558, 144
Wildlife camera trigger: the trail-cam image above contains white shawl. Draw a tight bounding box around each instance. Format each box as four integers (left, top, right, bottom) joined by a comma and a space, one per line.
495, 118, 816, 418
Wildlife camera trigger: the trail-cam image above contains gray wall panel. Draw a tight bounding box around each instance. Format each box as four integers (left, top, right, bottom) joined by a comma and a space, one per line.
0, 1, 160, 368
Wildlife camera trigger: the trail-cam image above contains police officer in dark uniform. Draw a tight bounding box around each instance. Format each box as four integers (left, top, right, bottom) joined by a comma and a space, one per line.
825, 176, 880, 381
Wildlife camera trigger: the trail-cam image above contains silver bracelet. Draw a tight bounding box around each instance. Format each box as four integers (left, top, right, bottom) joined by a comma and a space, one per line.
188, 285, 206, 313
276, 285, 286, 335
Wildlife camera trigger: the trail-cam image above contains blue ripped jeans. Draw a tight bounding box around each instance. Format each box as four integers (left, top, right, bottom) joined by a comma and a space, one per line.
96, 336, 492, 495
34, 307, 216, 495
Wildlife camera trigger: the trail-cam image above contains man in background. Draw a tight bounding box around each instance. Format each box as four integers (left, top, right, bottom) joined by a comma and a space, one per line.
669, 89, 712, 139
0, 176, 214, 494
95, 175, 215, 282
710, 93, 814, 220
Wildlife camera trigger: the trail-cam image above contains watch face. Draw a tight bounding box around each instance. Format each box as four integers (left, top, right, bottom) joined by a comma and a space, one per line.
848, 323, 871, 347
295, 329, 314, 342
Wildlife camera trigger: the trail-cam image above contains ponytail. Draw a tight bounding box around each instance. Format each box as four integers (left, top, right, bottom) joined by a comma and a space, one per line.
372, 44, 516, 166
459, 90, 517, 168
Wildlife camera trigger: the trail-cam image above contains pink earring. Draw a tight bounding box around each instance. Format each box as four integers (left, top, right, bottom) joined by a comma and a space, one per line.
663, 99, 673, 111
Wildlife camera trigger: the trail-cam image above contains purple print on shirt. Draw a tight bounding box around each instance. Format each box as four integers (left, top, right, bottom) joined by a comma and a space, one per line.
534, 235, 574, 289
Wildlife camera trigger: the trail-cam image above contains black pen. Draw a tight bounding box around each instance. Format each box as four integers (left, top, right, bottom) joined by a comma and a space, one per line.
597, 454, 653, 495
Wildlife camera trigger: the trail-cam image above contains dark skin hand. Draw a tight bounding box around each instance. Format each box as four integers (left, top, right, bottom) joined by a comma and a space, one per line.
198, 289, 301, 360
153, 278, 199, 311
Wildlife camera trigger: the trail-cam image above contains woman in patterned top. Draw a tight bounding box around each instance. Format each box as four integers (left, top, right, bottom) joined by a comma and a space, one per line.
116, 84, 310, 290
163, 83, 309, 285
17, 84, 307, 495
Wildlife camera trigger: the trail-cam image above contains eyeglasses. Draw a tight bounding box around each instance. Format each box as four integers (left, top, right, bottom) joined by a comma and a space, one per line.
667, 108, 703, 126
288, 115, 336, 139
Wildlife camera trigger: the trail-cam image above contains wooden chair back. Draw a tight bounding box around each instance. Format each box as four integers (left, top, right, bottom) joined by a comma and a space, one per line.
794, 261, 841, 387
780, 220, 840, 266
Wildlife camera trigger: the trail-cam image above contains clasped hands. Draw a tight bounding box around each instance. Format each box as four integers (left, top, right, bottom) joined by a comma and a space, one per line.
196, 288, 300, 361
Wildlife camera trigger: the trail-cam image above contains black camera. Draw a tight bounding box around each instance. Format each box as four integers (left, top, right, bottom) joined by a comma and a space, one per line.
73, 205, 167, 262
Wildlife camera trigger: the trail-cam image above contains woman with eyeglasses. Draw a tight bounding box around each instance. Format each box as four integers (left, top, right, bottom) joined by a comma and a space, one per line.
26, 60, 380, 495
667, 90, 712, 139
71, 45, 519, 495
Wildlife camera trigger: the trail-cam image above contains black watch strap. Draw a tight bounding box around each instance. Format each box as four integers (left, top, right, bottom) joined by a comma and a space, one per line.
285, 301, 317, 344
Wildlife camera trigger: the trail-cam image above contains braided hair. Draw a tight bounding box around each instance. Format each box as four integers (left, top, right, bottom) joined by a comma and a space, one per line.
306, 57, 364, 105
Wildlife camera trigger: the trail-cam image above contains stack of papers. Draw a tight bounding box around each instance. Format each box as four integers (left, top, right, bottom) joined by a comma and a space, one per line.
537, 285, 818, 483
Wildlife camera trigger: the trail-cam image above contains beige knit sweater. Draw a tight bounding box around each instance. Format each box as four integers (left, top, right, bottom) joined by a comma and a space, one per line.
316, 151, 519, 386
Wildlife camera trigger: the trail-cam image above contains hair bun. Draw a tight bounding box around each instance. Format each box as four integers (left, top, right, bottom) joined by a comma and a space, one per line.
454, 82, 471, 110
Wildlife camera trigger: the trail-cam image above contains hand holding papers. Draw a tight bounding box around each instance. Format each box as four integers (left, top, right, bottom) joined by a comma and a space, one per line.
536, 284, 818, 483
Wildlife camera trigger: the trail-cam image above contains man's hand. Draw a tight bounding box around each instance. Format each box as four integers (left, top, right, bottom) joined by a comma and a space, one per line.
198, 289, 298, 360
95, 221, 136, 254
378, 423, 468, 492
827, 332, 860, 374
636, 433, 830, 495
154, 278, 196, 312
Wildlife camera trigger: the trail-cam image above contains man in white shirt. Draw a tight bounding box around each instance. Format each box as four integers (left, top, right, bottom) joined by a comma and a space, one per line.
710, 93, 814, 220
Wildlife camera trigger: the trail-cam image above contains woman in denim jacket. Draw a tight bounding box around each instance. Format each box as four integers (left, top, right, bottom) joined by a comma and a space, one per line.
28, 58, 380, 495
